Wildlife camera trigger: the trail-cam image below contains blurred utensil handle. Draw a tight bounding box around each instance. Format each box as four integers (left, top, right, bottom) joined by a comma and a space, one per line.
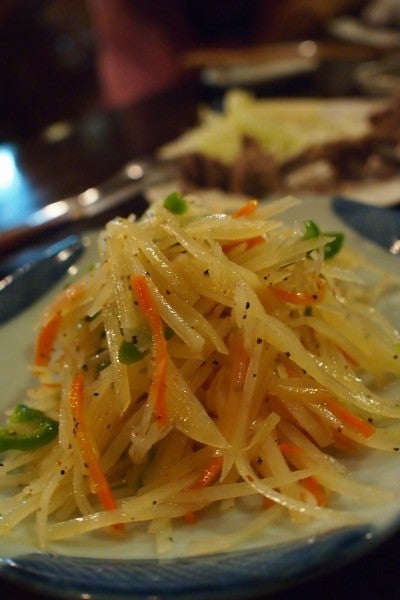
0, 158, 176, 255
0, 234, 84, 324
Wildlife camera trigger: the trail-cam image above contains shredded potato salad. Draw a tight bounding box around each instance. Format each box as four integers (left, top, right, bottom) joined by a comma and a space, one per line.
1, 192, 400, 555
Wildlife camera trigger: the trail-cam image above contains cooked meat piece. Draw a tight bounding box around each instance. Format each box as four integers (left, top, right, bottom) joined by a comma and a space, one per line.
319, 138, 391, 179
282, 134, 400, 180
369, 99, 400, 140
230, 137, 282, 196
179, 137, 282, 196
178, 152, 230, 191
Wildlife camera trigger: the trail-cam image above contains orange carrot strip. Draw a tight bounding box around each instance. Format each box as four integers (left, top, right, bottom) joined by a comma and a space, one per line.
183, 455, 224, 524
232, 199, 258, 218
301, 475, 327, 506
34, 313, 62, 366
47, 283, 84, 318
130, 275, 168, 427
183, 511, 198, 524
278, 444, 327, 506
222, 235, 264, 254
35, 283, 86, 367
245, 235, 264, 249
262, 496, 276, 509
69, 372, 124, 532
271, 278, 326, 306
340, 349, 358, 367
222, 239, 244, 253
323, 398, 376, 438
192, 455, 224, 489
278, 442, 304, 458
222, 199, 262, 253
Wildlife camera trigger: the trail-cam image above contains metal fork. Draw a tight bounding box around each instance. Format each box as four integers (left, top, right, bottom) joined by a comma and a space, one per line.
0, 158, 177, 255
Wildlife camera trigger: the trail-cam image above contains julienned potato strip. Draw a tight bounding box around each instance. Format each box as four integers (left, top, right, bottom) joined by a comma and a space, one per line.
0, 192, 399, 554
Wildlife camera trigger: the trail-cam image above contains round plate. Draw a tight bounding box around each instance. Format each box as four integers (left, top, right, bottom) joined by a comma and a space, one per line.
0, 195, 399, 598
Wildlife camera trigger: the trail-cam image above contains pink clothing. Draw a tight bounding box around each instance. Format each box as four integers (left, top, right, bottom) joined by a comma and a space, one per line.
87, 0, 179, 107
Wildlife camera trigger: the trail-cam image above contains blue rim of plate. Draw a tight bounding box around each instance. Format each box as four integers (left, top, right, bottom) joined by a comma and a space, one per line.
0, 523, 387, 599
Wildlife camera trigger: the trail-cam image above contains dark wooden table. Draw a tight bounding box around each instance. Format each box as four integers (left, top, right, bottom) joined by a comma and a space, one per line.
0, 61, 400, 599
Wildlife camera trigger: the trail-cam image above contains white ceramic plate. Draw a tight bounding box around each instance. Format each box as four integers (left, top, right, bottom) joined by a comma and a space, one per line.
200, 57, 318, 87
0, 195, 399, 598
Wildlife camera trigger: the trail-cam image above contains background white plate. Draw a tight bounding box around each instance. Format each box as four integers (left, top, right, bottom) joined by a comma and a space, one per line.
328, 17, 400, 48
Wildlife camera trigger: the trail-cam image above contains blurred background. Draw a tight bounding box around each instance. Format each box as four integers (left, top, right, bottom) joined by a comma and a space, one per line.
0, 0, 96, 140
0, 0, 392, 143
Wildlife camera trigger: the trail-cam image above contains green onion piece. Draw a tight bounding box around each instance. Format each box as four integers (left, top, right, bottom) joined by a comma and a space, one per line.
163, 192, 188, 215
0, 404, 59, 452
118, 340, 147, 364
303, 220, 321, 239
303, 219, 344, 260
304, 306, 313, 316
323, 232, 344, 260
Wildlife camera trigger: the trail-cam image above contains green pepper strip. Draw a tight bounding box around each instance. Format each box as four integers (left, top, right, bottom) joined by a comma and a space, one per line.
303, 219, 344, 260
303, 219, 321, 239
163, 191, 188, 215
322, 231, 344, 259
118, 325, 174, 365
0, 404, 59, 452
118, 339, 148, 364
